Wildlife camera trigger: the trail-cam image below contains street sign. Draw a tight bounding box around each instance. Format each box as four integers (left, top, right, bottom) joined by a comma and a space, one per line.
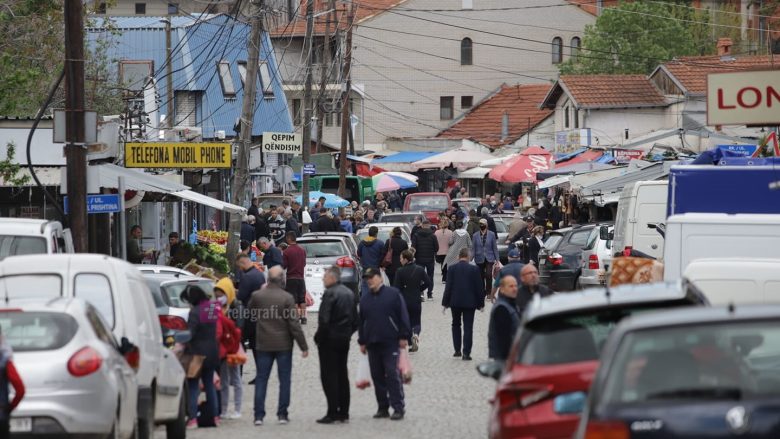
707, 70, 780, 126
274, 165, 294, 184
63, 194, 121, 214
612, 148, 644, 163
717, 144, 758, 157
555, 129, 591, 154
125, 142, 231, 168
262, 132, 302, 155
303, 163, 316, 175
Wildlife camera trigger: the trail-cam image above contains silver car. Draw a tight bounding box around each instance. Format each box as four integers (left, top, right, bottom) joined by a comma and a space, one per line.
579, 224, 614, 288
355, 222, 412, 246
3, 298, 138, 438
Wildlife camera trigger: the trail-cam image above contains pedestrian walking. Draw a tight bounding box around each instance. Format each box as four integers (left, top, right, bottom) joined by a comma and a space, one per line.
126, 225, 150, 264
410, 216, 422, 240
358, 268, 411, 421
480, 207, 498, 235
284, 209, 300, 237
248, 266, 309, 427
442, 248, 484, 361
489, 248, 524, 301
268, 207, 286, 245
282, 232, 308, 325
393, 250, 431, 352
517, 264, 553, 315
183, 285, 220, 429
241, 215, 256, 245
258, 237, 283, 269
235, 254, 266, 384
339, 213, 354, 233
472, 218, 499, 298
411, 219, 438, 300
357, 226, 386, 270
383, 227, 408, 282
214, 278, 243, 420
314, 266, 359, 424
466, 211, 480, 237
488, 276, 521, 361
443, 220, 472, 275
528, 226, 545, 267
434, 219, 453, 282
0, 325, 25, 438
313, 207, 336, 232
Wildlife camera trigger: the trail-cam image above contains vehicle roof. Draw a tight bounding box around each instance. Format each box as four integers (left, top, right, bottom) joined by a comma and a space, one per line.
407, 192, 448, 196
547, 224, 598, 236
143, 272, 199, 283
0, 253, 134, 275
136, 265, 193, 275
358, 222, 409, 229
0, 296, 82, 313
0, 218, 60, 235
298, 235, 351, 242
613, 304, 780, 334
453, 197, 481, 201
667, 213, 780, 225
525, 281, 696, 322
382, 211, 423, 216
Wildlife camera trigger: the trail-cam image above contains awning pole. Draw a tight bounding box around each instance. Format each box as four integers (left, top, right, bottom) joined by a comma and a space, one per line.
119, 176, 127, 261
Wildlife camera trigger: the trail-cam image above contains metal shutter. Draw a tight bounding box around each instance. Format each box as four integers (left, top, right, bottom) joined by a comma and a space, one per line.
175, 91, 196, 127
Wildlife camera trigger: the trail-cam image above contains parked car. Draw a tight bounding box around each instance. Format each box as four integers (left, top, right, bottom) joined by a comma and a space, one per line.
479, 281, 708, 439
492, 217, 509, 264
576, 304, 780, 439
403, 192, 451, 225
452, 197, 482, 214
296, 235, 362, 297
136, 265, 194, 278
0, 218, 74, 260
612, 180, 668, 259
355, 222, 412, 246
538, 225, 598, 292
579, 224, 614, 288
143, 274, 213, 347
302, 231, 360, 255
376, 211, 425, 229
0, 254, 187, 439
2, 298, 138, 438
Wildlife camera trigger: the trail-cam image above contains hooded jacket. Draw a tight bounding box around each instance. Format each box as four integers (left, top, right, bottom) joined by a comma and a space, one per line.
215, 277, 241, 358
357, 237, 386, 269
411, 228, 439, 263
443, 228, 472, 268
215, 277, 236, 315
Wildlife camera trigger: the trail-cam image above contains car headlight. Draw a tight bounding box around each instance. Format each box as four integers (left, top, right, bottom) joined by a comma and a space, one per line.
553, 391, 586, 414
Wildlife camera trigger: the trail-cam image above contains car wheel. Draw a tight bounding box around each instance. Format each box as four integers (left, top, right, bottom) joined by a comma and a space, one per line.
165, 386, 187, 439
138, 395, 155, 439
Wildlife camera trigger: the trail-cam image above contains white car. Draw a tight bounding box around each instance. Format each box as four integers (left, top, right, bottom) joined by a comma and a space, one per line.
0, 254, 187, 439
579, 224, 614, 288
0, 218, 74, 259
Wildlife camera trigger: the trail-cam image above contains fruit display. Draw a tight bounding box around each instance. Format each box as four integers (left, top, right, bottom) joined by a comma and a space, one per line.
208, 243, 226, 255
172, 241, 229, 275
197, 230, 228, 245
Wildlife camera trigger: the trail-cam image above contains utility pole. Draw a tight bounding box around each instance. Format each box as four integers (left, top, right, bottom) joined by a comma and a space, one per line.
315, 0, 335, 160
337, 3, 355, 197
227, 0, 263, 270
301, 0, 315, 232
64, 0, 88, 253
165, 18, 174, 129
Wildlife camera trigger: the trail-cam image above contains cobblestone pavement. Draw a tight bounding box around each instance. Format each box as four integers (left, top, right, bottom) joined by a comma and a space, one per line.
158, 266, 496, 439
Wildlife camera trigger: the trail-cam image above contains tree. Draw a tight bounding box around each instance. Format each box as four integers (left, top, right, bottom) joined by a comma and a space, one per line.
559, 1, 699, 75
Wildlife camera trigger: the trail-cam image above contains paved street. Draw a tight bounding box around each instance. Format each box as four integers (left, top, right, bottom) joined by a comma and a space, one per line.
159, 268, 495, 439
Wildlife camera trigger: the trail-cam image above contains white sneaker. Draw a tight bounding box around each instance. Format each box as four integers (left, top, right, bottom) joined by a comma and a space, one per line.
228, 411, 242, 420
254, 419, 263, 426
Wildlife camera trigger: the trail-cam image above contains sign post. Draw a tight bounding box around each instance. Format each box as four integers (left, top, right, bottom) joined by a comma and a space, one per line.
64, 194, 122, 214
303, 163, 316, 175
124, 142, 232, 168
707, 70, 780, 126
262, 132, 303, 155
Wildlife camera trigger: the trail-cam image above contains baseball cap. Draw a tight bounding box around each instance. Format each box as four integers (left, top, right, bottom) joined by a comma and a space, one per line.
508, 248, 521, 259
479, 218, 488, 225
362, 267, 382, 279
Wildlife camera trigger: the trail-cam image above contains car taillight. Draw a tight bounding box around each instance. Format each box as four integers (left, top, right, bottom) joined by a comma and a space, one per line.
622, 246, 632, 257
548, 253, 563, 266
124, 347, 141, 371
159, 315, 187, 331
588, 254, 599, 270
68, 346, 102, 377
337, 256, 355, 268
584, 420, 630, 439
496, 385, 551, 412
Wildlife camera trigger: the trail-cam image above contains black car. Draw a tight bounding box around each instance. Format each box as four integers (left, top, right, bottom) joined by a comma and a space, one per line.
538, 225, 597, 292
576, 304, 780, 439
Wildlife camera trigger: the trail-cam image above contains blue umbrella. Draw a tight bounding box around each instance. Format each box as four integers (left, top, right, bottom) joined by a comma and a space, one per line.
295, 191, 350, 208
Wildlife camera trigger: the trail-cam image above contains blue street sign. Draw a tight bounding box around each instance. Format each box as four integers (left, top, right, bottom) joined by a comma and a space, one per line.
303, 163, 316, 175
64, 194, 121, 214
717, 144, 758, 157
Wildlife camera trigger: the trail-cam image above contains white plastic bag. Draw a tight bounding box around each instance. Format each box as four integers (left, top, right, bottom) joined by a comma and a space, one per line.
355, 355, 372, 390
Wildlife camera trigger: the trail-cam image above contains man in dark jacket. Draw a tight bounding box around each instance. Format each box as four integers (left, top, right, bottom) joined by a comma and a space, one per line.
411, 220, 438, 300
357, 226, 386, 270
313, 208, 336, 232
235, 254, 266, 384
517, 264, 553, 315
241, 215, 256, 244
358, 268, 411, 421
507, 216, 534, 263
480, 207, 497, 236
488, 275, 521, 361
442, 247, 484, 361
258, 237, 283, 269
284, 209, 300, 237
255, 210, 270, 241
315, 266, 359, 424
393, 250, 431, 352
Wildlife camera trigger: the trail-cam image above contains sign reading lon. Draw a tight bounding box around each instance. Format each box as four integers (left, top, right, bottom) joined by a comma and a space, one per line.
262, 132, 302, 155
125, 143, 231, 168
707, 70, 780, 126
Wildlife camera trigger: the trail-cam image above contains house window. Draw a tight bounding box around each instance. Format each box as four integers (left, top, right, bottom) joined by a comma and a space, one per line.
135, 3, 146, 14
258, 62, 274, 98
552, 37, 563, 64
237, 61, 247, 87
460, 38, 473, 66
292, 99, 302, 126
217, 61, 236, 97
461, 96, 473, 109
175, 91, 200, 127
440, 96, 454, 120
564, 105, 570, 128
573, 107, 579, 128
462, 0, 473, 9
571, 37, 581, 60
168, 3, 179, 14
96, 2, 106, 13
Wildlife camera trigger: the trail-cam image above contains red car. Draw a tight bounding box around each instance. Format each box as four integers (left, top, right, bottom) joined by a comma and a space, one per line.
403, 192, 450, 225
479, 281, 708, 439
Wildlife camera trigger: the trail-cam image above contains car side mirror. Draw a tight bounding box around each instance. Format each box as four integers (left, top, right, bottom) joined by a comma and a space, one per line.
647, 223, 665, 238
476, 360, 504, 381
119, 336, 140, 370
118, 336, 136, 355
599, 226, 613, 241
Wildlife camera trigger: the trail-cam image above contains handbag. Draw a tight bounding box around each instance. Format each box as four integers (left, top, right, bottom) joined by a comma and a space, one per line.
178, 352, 206, 379
381, 242, 393, 268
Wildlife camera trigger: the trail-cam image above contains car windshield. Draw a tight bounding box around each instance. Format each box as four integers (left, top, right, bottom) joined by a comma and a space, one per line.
602, 320, 780, 404
0, 311, 78, 352
357, 228, 409, 244
408, 195, 448, 211
0, 236, 47, 261
161, 280, 214, 308
544, 234, 564, 250
455, 199, 481, 212
518, 305, 688, 365
299, 241, 347, 258
494, 219, 507, 233
0, 274, 61, 302
380, 214, 417, 224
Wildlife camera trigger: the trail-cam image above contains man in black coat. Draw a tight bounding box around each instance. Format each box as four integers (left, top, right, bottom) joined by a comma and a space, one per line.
517, 264, 553, 315
393, 249, 431, 352
258, 237, 283, 269
480, 207, 497, 236
314, 208, 336, 232
488, 275, 521, 361
241, 215, 256, 244
442, 247, 484, 361
411, 219, 438, 300
315, 266, 359, 424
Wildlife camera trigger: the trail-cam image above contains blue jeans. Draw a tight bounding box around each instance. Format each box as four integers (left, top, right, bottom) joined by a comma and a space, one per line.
188, 360, 218, 420
254, 350, 293, 421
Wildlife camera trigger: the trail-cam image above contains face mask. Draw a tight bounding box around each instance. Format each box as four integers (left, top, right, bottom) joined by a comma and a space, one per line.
480, 224, 487, 230
217, 296, 228, 305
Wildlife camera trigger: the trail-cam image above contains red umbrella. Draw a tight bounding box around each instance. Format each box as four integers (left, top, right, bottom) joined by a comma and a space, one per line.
489, 146, 554, 183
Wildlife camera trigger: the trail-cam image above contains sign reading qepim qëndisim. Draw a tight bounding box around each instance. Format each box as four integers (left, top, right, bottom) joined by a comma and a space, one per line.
125, 142, 231, 168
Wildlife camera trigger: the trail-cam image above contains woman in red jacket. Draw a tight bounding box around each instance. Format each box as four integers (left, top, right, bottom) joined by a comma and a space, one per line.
0, 327, 25, 438
214, 278, 243, 420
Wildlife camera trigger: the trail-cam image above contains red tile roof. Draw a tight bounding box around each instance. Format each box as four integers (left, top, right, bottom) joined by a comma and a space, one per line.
566, 0, 620, 16
543, 75, 667, 109
658, 55, 780, 95
270, 0, 408, 37
436, 84, 553, 149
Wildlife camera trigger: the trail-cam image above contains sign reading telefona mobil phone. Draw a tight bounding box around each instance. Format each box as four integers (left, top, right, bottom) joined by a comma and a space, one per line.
262, 132, 302, 155
125, 142, 231, 168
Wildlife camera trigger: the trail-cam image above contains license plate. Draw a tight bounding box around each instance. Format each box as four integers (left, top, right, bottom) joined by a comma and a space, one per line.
10, 417, 32, 432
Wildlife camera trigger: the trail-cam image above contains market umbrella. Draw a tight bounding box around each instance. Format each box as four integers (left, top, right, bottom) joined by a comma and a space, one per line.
372, 172, 418, 192
413, 148, 496, 171
488, 146, 554, 183
295, 191, 350, 208
381, 171, 418, 182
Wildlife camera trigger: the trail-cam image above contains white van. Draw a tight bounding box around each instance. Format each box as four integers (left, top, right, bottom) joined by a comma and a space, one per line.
0, 218, 74, 259
612, 181, 668, 259
663, 213, 780, 281
683, 258, 780, 305
0, 254, 187, 439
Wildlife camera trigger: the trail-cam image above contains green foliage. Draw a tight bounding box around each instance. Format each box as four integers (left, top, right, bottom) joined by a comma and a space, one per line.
0, 142, 31, 186
559, 1, 700, 75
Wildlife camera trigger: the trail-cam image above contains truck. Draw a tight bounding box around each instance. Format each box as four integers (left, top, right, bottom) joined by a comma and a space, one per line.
298, 175, 374, 205
611, 181, 668, 259
403, 192, 451, 225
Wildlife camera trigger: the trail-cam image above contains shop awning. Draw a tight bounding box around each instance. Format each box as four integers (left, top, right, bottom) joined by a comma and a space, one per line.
488, 146, 554, 183
537, 162, 614, 180
458, 167, 491, 179
537, 174, 572, 189
372, 151, 440, 172
413, 148, 496, 171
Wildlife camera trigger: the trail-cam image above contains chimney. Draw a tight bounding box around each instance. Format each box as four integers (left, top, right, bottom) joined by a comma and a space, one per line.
717, 38, 733, 57
501, 111, 509, 142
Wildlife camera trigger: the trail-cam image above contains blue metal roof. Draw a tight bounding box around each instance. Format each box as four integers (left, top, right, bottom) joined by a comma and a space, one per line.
373, 151, 440, 164
86, 14, 292, 138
